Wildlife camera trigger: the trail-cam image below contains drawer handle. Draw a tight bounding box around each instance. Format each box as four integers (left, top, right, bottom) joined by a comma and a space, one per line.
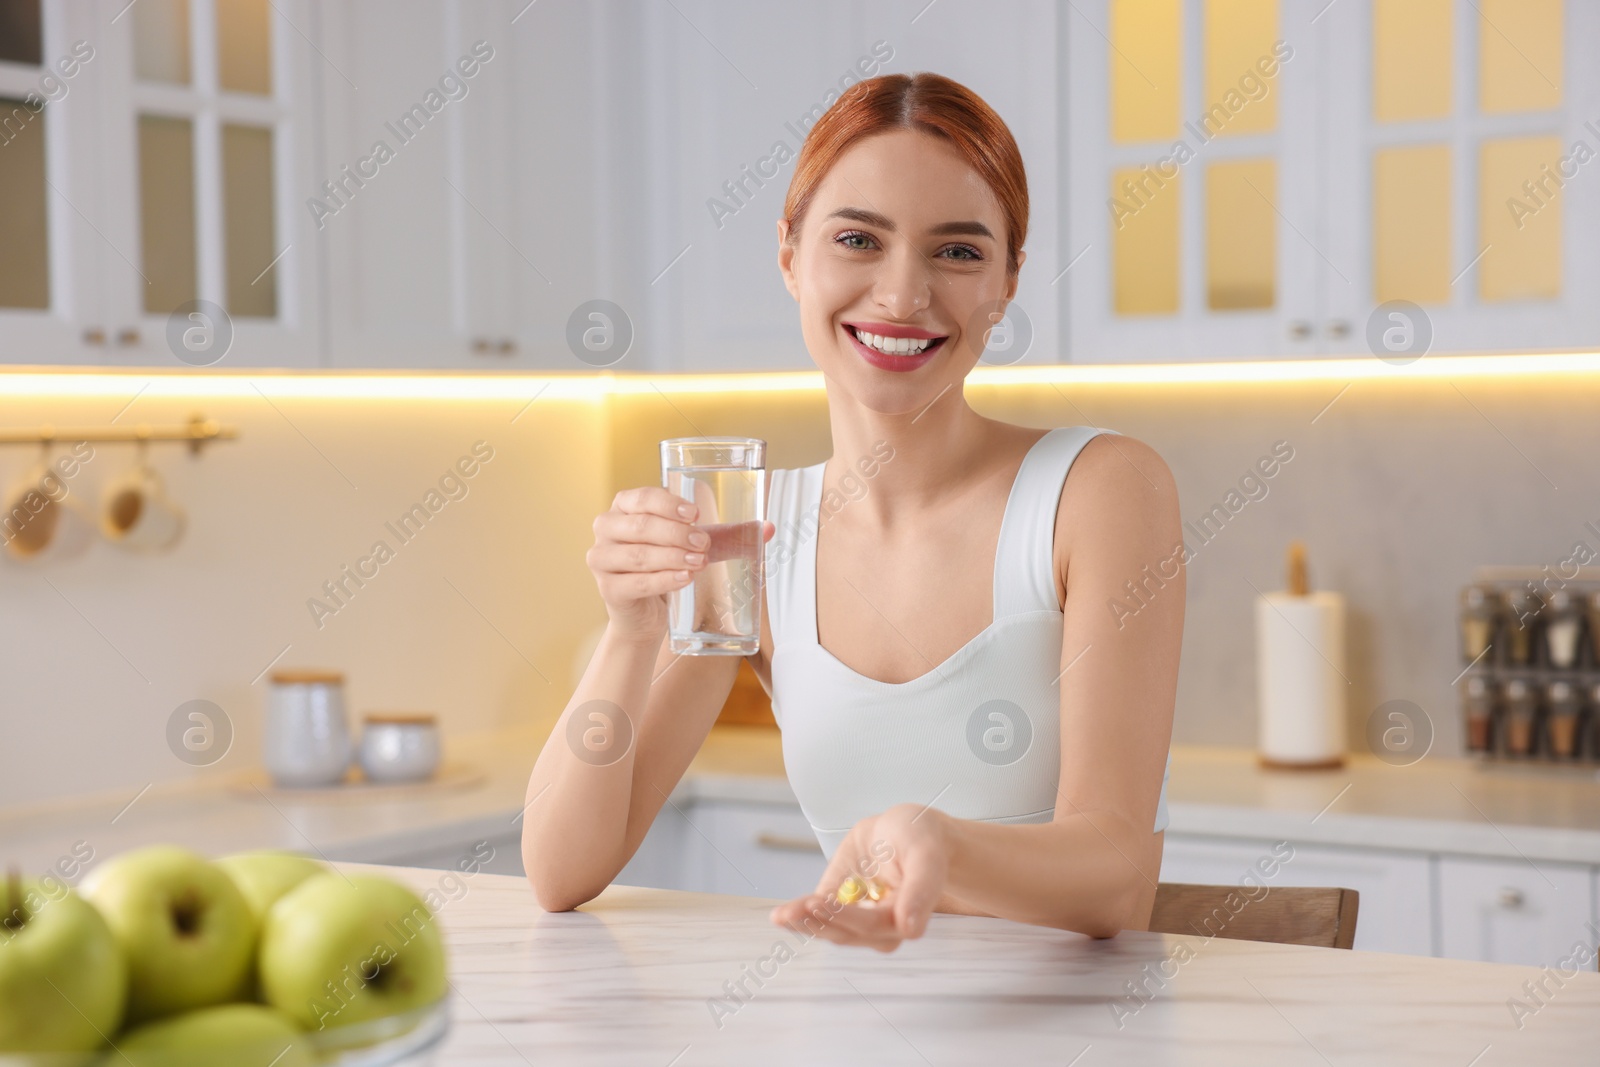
1497, 887, 1525, 909
755, 832, 821, 854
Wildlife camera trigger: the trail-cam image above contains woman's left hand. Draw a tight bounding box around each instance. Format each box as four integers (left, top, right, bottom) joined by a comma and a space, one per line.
768, 802, 951, 953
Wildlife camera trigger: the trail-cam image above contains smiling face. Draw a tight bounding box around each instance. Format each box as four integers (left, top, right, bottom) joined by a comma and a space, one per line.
778, 128, 1024, 407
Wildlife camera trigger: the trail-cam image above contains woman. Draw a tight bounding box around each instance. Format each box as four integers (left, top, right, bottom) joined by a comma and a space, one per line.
522, 73, 1182, 954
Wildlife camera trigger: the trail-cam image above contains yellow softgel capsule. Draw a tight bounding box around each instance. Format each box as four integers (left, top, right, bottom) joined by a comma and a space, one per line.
834, 875, 866, 904
864, 877, 885, 902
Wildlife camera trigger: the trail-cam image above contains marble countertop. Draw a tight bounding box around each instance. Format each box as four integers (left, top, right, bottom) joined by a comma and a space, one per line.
3, 727, 1599, 877
358, 860, 1598, 1066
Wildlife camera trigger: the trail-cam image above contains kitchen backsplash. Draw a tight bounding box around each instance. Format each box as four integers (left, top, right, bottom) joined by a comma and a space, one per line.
4, 367, 1597, 808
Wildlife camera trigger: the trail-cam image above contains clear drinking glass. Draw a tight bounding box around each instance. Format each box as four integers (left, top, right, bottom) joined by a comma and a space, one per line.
660, 437, 766, 655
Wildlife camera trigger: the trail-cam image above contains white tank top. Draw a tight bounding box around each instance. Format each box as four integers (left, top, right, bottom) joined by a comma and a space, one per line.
759, 425, 1172, 858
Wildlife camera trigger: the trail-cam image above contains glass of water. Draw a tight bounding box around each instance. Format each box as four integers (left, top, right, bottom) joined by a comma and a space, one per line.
660, 436, 766, 655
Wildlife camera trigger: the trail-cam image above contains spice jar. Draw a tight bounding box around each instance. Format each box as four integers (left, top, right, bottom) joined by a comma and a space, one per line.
1501, 676, 1538, 757
1542, 589, 1583, 670
1543, 678, 1581, 758
1504, 588, 1543, 666
1459, 585, 1501, 664
1461, 673, 1496, 753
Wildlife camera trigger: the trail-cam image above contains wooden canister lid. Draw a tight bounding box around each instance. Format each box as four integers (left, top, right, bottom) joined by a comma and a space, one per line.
362, 712, 437, 726
269, 669, 345, 685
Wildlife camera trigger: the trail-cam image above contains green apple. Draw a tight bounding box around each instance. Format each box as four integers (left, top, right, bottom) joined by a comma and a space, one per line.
114, 1003, 312, 1067
81, 845, 254, 1022
0, 871, 126, 1054
215, 850, 325, 926
259, 873, 447, 1031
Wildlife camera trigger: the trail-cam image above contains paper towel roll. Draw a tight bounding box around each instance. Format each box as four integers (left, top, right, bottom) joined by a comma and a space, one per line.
1256, 591, 1347, 767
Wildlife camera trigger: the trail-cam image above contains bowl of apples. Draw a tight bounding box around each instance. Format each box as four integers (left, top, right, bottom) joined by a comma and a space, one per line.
0, 846, 450, 1065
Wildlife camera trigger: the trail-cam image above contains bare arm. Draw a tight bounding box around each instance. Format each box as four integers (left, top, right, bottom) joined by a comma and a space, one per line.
520, 485, 773, 911
937, 434, 1182, 934
519, 623, 742, 911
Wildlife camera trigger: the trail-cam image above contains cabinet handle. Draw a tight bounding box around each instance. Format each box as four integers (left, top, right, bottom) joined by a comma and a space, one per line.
116, 328, 140, 346
471, 337, 492, 353
1289, 321, 1312, 340
754, 832, 821, 854
1326, 320, 1350, 339
495, 337, 516, 354
1496, 887, 1525, 909
83, 327, 106, 345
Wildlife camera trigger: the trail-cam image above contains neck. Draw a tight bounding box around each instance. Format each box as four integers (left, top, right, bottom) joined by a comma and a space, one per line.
821, 383, 1000, 531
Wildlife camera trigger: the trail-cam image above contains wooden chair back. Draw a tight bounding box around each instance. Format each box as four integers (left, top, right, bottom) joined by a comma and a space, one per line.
1148, 882, 1360, 950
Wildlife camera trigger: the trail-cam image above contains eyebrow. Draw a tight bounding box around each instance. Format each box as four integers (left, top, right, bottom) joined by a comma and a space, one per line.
824, 206, 995, 240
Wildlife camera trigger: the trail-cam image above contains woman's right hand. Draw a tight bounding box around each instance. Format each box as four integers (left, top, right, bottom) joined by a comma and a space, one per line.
587, 487, 774, 641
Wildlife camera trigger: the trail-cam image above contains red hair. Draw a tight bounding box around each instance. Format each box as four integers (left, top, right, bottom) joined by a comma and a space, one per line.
782, 72, 1029, 276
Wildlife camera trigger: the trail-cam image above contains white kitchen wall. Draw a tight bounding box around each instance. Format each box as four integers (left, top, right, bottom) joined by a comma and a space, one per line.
0, 382, 611, 808
608, 368, 1600, 768
4, 365, 1598, 810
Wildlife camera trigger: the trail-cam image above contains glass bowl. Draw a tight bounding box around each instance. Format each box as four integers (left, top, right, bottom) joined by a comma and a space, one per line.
0, 996, 449, 1066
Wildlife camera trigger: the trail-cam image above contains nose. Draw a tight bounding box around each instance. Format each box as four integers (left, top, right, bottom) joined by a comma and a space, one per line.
872, 242, 932, 319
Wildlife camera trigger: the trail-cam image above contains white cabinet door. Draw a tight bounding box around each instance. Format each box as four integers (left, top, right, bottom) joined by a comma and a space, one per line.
691, 800, 827, 899
88, 0, 322, 367
1320, 0, 1600, 356
373, 830, 525, 878
1436, 855, 1598, 969
2, 0, 322, 366
0, 2, 106, 362
1160, 834, 1434, 956
1064, 0, 1324, 362
615, 795, 696, 892
317, 0, 525, 369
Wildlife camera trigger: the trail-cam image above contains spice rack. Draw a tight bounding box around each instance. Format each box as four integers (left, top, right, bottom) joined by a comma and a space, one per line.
1458, 566, 1600, 763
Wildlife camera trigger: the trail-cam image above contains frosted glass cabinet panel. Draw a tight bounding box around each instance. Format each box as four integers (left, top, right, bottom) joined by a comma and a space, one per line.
1067, 0, 1600, 361
0, 0, 320, 366
1321, 0, 1599, 354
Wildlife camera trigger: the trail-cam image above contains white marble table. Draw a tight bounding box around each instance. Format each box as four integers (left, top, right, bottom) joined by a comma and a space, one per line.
360, 862, 1600, 1066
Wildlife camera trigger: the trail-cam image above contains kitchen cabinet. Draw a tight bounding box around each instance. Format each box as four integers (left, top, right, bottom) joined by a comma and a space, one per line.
390, 807, 1600, 969
1063, 0, 1600, 361
1158, 834, 1436, 956
316, 0, 517, 369
375, 828, 526, 879
1436, 854, 1598, 969
691, 799, 828, 898
318, 0, 610, 370
605, 0, 1063, 373
0, 0, 323, 367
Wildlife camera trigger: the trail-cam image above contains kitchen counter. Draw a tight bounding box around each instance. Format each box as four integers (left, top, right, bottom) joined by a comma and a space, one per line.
355, 860, 1597, 1065
3, 726, 1599, 876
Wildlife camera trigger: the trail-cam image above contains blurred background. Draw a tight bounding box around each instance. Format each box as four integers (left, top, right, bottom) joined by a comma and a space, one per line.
1, 0, 1598, 965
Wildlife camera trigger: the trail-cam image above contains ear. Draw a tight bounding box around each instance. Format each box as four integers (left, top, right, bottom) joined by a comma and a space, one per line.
777, 218, 799, 302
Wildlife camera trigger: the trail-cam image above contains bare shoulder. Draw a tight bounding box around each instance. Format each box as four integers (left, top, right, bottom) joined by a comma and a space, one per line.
1056, 432, 1181, 572
1068, 432, 1178, 499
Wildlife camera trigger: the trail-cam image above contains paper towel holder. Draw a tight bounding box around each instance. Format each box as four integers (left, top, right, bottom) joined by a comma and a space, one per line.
1257, 539, 1348, 771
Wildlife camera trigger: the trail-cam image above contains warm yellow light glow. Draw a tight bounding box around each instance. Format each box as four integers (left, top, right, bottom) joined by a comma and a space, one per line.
2, 352, 1600, 402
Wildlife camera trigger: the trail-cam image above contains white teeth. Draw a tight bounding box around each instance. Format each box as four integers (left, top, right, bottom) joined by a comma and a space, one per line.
851, 328, 936, 356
